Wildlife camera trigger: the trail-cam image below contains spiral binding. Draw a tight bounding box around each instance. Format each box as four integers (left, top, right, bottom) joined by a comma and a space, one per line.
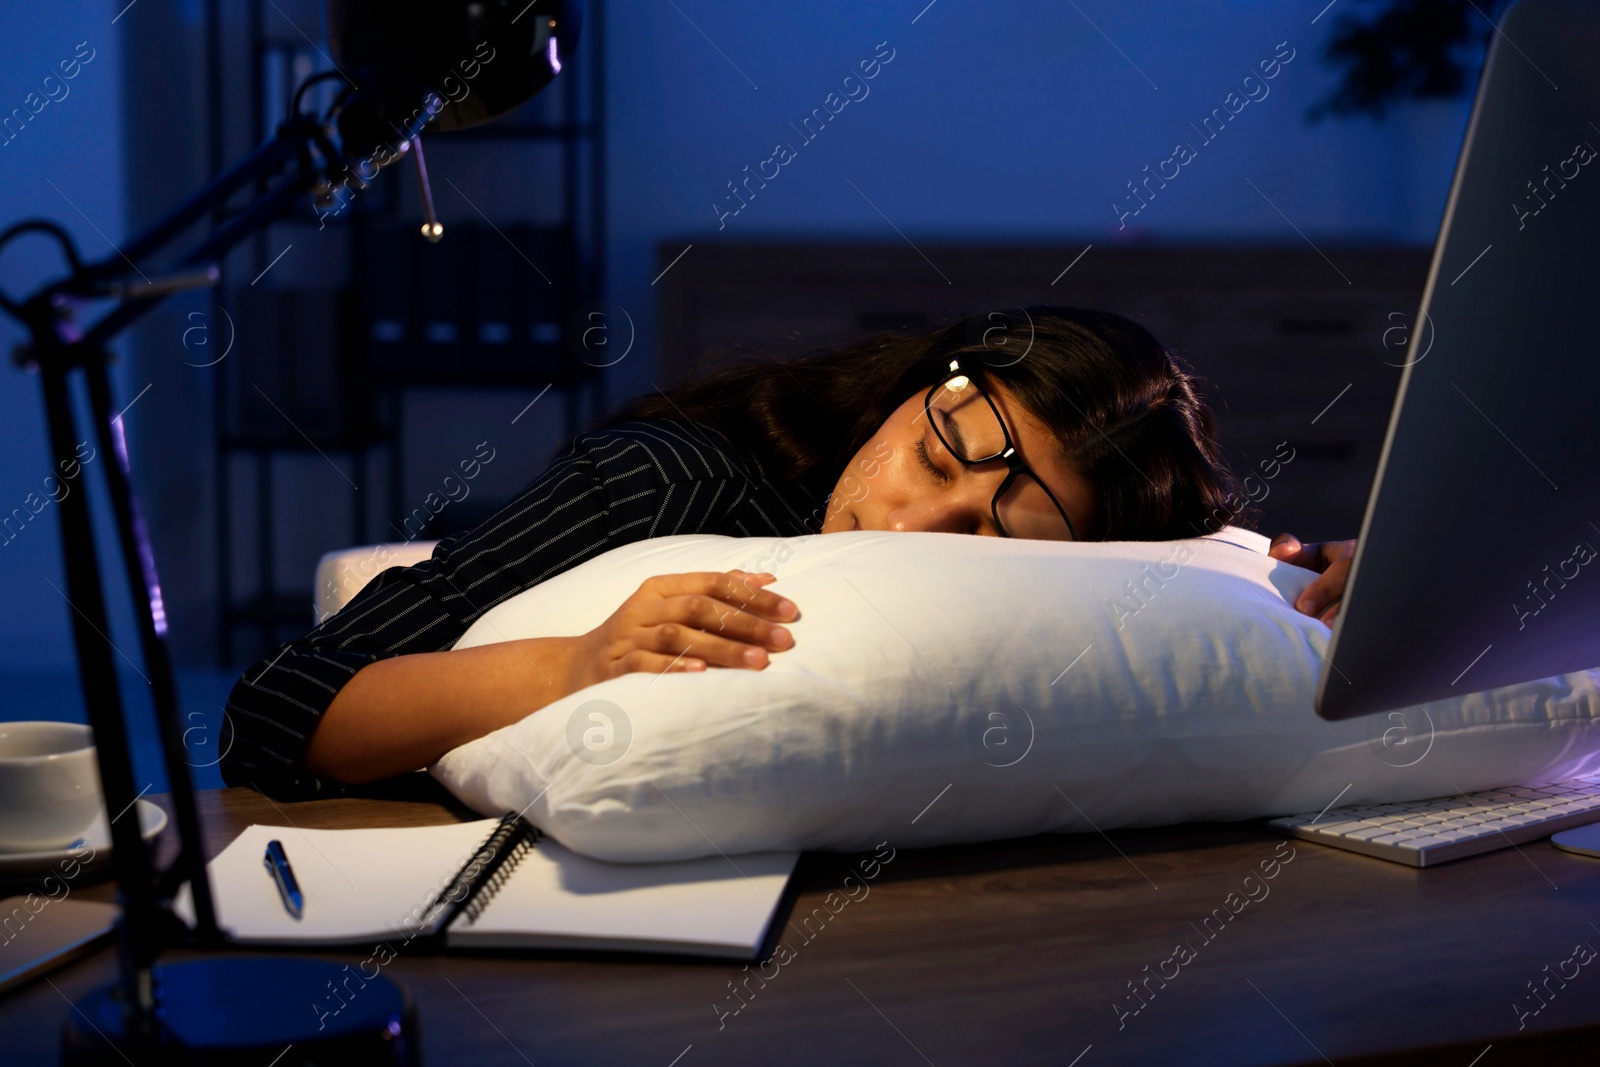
431, 812, 541, 932
462, 833, 536, 924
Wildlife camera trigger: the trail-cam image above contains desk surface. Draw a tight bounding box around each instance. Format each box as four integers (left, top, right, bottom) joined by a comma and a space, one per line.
4, 783, 1600, 1066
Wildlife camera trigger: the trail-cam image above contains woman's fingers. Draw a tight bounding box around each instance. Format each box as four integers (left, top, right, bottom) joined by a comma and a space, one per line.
1270, 535, 1359, 623
1295, 541, 1356, 621
642, 597, 791, 670
648, 621, 773, 670
667, 593, 793, 648
613, 570, 801, 674
1268, 532, 1325, 571
1295, 571, 1340, 618
645, 571, 799, 622
718, 570, 799, 621
641, 572, 797, 649
1267, 532, 1304, 560
620, 648, 706, 675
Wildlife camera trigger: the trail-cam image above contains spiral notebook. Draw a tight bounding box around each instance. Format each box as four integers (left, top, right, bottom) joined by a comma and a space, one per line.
177, 814, 800, 959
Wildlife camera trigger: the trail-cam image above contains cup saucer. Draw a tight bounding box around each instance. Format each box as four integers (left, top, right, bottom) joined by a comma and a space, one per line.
0, 799, 168, 879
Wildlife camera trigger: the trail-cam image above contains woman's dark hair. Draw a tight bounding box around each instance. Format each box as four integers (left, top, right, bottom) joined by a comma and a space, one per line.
608, 306, 1256, 541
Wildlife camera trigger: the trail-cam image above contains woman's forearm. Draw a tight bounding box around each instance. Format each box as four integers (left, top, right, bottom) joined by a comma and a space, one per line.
304, 636, 579, 784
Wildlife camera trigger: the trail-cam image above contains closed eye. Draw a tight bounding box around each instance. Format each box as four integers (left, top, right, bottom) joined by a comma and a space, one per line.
916, 437, 950, 482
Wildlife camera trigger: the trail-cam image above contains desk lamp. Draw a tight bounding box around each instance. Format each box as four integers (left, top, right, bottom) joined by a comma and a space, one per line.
0, 2, 580, 1063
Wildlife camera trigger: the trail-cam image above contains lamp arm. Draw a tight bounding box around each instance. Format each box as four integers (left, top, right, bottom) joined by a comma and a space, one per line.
81, 163, 322, 349
0, 116, 325, 352
117, 126, 305, 270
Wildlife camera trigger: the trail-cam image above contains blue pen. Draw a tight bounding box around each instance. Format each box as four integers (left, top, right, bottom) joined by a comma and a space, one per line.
263, 838, 304, 919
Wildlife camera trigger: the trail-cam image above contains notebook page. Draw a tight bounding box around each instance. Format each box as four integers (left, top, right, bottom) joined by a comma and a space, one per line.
453, 843, 799, 955
177, 820, 502, 945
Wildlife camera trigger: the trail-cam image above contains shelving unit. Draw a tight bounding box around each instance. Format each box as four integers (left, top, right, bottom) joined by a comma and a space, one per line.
203, 0, 608, 665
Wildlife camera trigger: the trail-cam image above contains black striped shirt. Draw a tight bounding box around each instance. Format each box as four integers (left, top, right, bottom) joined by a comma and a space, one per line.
221, 417, 831, 799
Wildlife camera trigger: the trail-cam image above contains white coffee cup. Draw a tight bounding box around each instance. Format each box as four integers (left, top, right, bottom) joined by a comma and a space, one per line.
0, 721, 104, 853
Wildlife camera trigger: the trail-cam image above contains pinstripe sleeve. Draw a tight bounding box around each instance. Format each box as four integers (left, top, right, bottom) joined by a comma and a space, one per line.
220, 419, 768, 799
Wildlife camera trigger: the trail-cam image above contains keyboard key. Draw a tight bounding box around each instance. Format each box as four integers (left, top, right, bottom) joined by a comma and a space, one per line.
1404, 834, 1460, 849
1344, 826, 1402, 841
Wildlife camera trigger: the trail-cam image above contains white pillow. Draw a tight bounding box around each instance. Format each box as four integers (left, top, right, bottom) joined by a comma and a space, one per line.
431, 528, 1600, 862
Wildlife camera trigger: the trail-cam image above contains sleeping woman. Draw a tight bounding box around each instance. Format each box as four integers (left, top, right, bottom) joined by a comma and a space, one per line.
221, 306, 1356, 798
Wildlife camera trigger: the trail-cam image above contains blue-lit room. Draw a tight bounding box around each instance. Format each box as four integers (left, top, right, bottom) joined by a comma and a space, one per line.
3, 1, 1599, 1064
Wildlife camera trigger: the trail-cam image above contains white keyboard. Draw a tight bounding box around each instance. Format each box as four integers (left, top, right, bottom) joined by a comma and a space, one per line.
1266, 777, 1600, 867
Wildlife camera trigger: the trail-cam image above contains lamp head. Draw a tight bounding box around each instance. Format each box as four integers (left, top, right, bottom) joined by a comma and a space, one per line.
326, 0, 581, 154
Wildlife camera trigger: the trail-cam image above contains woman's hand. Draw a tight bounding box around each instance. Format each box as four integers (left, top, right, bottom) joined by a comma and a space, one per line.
563, 570, 799, 693
307, 570, 799, 784
1268, 534, 1357, 625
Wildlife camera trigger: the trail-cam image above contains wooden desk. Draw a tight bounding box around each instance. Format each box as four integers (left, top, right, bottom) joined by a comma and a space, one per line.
4, 784, 1600, 1066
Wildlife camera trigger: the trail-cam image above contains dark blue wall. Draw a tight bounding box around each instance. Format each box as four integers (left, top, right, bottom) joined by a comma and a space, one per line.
599, 1, 1471, 402
0, 1, 129, 670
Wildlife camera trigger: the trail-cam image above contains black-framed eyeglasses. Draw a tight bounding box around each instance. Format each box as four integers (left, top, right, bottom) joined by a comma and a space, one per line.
922, 358, 1084, 542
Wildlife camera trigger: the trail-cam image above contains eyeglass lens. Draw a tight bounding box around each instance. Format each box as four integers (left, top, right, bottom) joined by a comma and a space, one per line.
928, 376, 1076, 542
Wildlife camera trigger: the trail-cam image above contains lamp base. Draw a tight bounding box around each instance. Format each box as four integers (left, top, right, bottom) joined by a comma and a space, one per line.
61, 955, 419, 1066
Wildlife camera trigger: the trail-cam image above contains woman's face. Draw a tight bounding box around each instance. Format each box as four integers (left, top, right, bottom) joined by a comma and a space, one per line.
819, 380, 1097, 540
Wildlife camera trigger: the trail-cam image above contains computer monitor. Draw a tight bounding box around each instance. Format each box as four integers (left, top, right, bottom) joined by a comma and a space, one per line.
1316, 0, 1600, 720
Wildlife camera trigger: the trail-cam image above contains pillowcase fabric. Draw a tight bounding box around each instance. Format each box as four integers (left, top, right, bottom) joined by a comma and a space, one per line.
430, 528, 1600, 862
